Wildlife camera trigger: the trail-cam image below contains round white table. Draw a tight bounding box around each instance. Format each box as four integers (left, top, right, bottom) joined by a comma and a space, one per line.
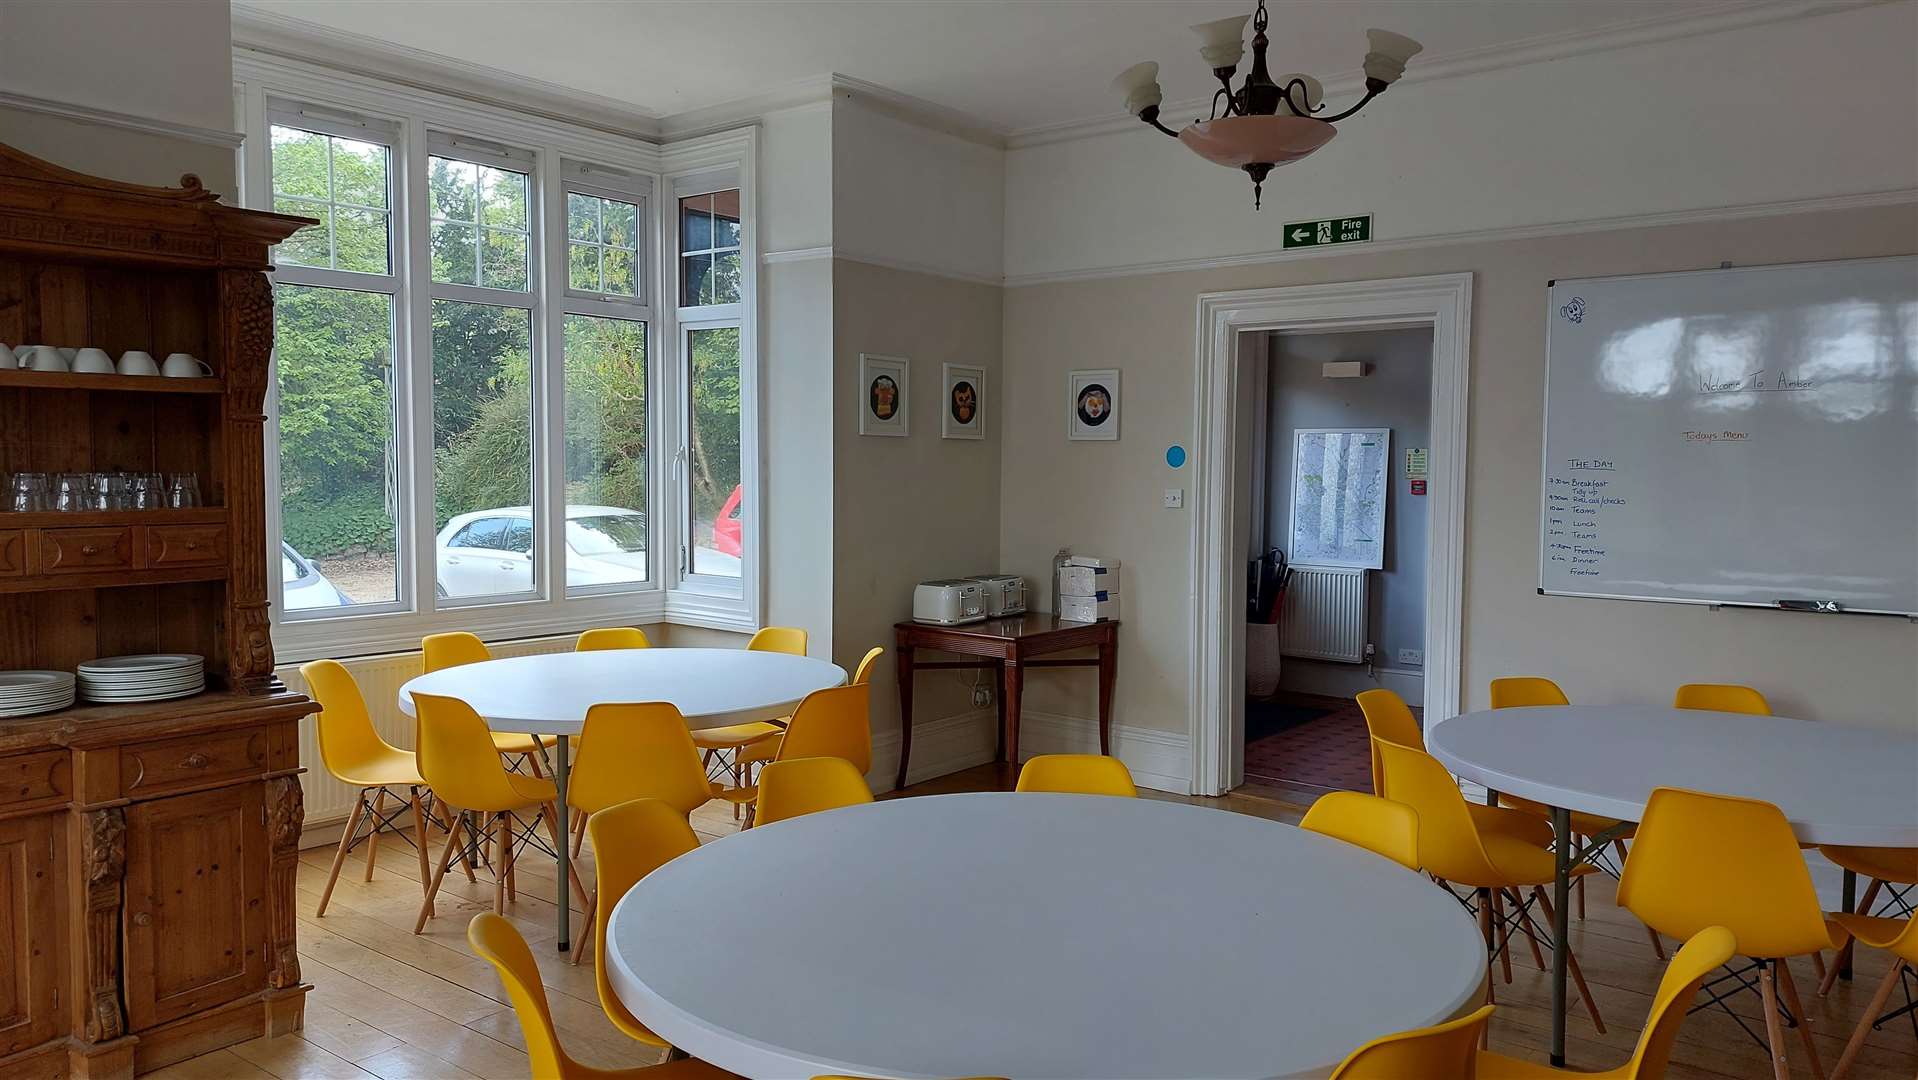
605, 792, 1487, 1080
397, 648, 847, 952
1427, 704, 1918, 1066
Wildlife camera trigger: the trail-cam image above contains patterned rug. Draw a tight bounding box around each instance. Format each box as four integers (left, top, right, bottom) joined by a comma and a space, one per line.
1243, 694, 1380, 794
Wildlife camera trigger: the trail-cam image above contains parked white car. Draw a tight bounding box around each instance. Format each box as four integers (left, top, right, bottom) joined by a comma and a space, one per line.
281, 542, 351, 610
436, 505, 647, 597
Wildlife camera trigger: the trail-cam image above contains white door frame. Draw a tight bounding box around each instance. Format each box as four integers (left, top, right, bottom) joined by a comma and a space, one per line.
1187, 273, 1473, 796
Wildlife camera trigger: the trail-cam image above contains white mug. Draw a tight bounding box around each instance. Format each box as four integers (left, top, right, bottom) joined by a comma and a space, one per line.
118, 350, 159, 377
22, 346, 67, 372
162, 353, 213, 378
56, 347, 77, 363
0, 344, 16, 370
73, 348, 115, 374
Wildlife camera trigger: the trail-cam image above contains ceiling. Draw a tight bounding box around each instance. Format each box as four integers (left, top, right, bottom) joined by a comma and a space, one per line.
233, 0, 1750, 135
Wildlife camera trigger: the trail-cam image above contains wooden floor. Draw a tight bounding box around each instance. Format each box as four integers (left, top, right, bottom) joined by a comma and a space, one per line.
153, 764, 1918, 1080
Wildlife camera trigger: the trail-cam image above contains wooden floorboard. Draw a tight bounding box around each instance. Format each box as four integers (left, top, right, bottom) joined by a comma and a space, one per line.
146, 763, 1918, 1079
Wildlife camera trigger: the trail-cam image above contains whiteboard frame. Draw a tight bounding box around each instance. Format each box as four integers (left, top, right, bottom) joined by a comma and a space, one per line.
1537, 255, 1918, 618
1287, 426, 1391, 571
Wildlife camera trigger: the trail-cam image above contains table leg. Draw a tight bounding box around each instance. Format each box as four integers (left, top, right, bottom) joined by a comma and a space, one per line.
1004, 660, 1025, 768
555, 737, 571, 954
1841, 868, 1857, 981
994, 662, 1007, 763
1550, 805, 1571, 1068
1096, 639, 1116, 757
894, 646, 916, 792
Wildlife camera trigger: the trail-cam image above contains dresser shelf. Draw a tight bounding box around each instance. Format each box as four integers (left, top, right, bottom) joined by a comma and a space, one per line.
0, 369, 223, 394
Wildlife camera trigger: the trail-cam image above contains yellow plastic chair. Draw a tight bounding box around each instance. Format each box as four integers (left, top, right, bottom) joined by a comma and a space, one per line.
577, 626, 652, 651
690, 626, 814, 796
467, 913, 736, 1080
1015, 754, 1137, 797
1818, 845, 1918, 977
1477, 926, 1737, 1079
851, 645, 884, 685
1615, 788, 1843, 1080
1672, 682, 1770, 714
584, 798, 702, 1045
420, 632, 556, 768
734, 647, 886, 782
566, 702, 716, 964
1300, 791, 1420, 871
1487, 676, 1571, 709
303, 659, 438, 914
714, 682, 871, 826
755, 757, 875, 827
1358, 691, 1551, 847
1327, 1003, 1492, 1078
412, 692, 588, 933
748, 626, 808, 655
1376, 740, 1604, 1035
1821, 913, 1918, 1080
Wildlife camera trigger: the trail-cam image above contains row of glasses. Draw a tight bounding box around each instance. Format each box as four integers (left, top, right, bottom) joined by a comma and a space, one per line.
7, 471, 201, 512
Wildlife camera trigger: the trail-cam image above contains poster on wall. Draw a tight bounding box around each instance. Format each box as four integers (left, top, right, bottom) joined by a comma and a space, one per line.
942, 363, 985, 440
859, 354, 910, 437
1068, 368, 1120, 441
1288, 428, 1390, 569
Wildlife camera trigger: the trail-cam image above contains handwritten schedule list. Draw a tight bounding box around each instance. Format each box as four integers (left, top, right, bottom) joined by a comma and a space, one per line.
1545, 458, 1623, 578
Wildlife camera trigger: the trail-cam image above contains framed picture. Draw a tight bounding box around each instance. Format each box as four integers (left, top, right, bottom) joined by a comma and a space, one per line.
942, 363, 985, 440
1287, 427, 1391, 569
1068, 368, 1120, 441
859, 353, 910, 437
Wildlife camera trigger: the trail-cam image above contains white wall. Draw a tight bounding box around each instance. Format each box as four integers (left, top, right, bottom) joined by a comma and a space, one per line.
832, 95, 1005, 283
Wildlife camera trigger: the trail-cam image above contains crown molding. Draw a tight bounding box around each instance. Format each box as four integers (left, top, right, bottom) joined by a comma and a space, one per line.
1006, 0, 1892, 149
825, 75, 1008, 149
762, 245, 836, 265
0, 90, 245, 149
1002, 188, 1918, 288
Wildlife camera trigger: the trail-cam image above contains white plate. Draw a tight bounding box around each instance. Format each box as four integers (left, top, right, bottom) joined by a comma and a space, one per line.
77, 654, 204, 675
80, 686, 202, 703
79, 672, 205, 687
0, 670, 75, 690
0, 691, 79, 705
79, 681, 203, 695
0, 694, 73, 716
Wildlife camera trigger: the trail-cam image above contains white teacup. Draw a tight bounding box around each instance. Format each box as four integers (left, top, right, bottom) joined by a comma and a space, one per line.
162, 353, 213, 378
0, 344, 16, 370
21, 346, 67, 372
73, 348, 115, 374
57, 347, 77, 362
118, 350, 160, 377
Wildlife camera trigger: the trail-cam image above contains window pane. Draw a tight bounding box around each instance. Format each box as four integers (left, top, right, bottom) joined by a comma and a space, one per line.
270, 127, 328, 200
430, 220, 478, 285
334, 207, 389, 274
480, 227, 528, 290
681, 253, 711, 308
687, 326, 741, 578
568, 242, 600, 293
567, 193, 599, 242
273, 283, 399, 611
429, 157, 477, 222
271, 124, 392, 274
274, 199, 331, 268
563, 314, 648, 589
603, 199, 638, 248
711, 250, 741, 305
479, 166, 528, 229
603, 247, 636, 297
331, 138, 389, 208
432, 300, 535, 600
710, 189, 741, 248
680, 198, 712, 251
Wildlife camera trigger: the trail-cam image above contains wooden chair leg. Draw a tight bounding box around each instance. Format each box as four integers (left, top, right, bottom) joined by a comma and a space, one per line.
1576, 869, 1586, 919
1505, 888, 1547, 971
536, 803, 594, 914
1775, 956, 1825, 1080
409, 787, 433, 896
571, 810, 588, 859
494, 813, 510, 914
504, 813, 518, 905
1828, 879, 1884, 989
1532, 886, 1605, 1034
317, 790, 370, 917
1759, 960, 1792, 1080
570, 889, 597, 967
1811, 948, 1827, 985
363, 788, 387, 881
415, 813, 468, 932
1490, 888, 1514, 984
1831, 961, 1905, 1080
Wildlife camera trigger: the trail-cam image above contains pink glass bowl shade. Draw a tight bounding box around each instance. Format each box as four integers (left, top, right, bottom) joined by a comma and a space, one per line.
1177, 115, 1337, 169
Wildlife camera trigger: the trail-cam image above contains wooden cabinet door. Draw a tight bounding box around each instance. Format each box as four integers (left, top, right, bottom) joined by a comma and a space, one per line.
0, 813, 63, 1056
123, 785, 268, 1031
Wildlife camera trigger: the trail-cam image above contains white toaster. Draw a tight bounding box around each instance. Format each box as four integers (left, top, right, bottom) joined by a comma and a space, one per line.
966, 574, 1027, 616
912, 579, 987, 625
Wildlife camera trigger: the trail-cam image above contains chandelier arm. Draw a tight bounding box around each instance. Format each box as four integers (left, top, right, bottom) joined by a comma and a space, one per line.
1312, 86, 1384, 125
1147, 116, 1181, 138
1209, 86, 1231, 122
1277, 79, 1321, 117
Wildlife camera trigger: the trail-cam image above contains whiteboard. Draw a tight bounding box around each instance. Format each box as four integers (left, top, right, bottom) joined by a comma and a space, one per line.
1540, 256, 1917, 615
1289, 428, 1390, 570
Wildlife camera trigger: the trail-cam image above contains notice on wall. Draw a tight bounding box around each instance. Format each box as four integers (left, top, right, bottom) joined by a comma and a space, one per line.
1404, 448, 1428, 479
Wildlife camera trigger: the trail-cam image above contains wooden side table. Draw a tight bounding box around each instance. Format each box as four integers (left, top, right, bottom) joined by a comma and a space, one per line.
894, 614, 1120, 790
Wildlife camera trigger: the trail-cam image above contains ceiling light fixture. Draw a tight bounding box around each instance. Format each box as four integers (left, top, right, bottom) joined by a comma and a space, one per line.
1114, 0, 1421, 209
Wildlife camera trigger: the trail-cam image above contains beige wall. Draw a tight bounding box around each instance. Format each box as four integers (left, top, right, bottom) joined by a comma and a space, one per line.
1000, 204, 1918, 740
833, 258, 1004, 743
762, 257, 836, 657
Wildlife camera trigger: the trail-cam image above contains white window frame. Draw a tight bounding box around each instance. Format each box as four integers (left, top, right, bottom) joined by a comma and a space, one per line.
237, 55, 761, 662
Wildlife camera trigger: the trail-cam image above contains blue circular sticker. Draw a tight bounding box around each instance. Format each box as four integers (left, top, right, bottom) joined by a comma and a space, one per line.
1165, 445, 1187, 469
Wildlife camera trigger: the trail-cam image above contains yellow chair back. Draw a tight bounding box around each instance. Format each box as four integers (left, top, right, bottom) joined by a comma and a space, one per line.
586, 798, 700, 1048
1356, 688, 1421, 795
569, 702, 711, 817
1672, 683, 1769, 715
1328, 1003, 1492, 1078
756, 757, 875, 826
1489, 676, 1569, 708
1301, 791, 1420, 871
1014, 754, 1137, 797
467, 913, 580, 1078
421, 631, 490, 673
413, 692, 533, 813
1621, 926, 1738, 1078
852, 646, 885, 685
1617, 787, 1831, 958
1373, 740, 1499, 886
777, 683, 872, 775
303, 659, 403, 781
576, 626, 651, 651
748, 626, 809, 655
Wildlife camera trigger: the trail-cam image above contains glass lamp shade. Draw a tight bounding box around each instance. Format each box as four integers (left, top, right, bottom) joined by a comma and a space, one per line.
1364, 29, 1424, 85
1275, 73, 1324, 116
1177, 115, 1338, 170
1190, 14, 1250, 70
1112, 61, 1165, 117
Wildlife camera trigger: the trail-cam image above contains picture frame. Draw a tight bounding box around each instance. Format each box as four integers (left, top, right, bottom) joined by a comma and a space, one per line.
1067, 368, 1120, 441
859, 353, 910, 437
1287, 427, 1391, 570
941, 363, 985, 440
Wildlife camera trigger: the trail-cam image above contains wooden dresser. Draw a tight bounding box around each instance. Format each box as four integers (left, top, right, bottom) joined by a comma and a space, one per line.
0, 143, 319, 1078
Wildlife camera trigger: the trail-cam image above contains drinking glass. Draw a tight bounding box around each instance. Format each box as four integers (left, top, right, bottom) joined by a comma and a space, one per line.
128, 472, 164, 511
53, 472, 88, 512
6, 472, 48, 512
89, 473, 128, 511
165, 473, 201, 509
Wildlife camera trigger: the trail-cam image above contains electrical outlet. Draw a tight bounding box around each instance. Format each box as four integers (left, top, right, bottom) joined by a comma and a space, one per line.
1163, 488, 1184, 509
1397, 648, 1423, 667
972, 685, 993, 708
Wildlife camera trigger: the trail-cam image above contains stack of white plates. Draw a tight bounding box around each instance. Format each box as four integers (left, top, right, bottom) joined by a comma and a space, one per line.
0, 671, 76, 717
77, 654, 206, 704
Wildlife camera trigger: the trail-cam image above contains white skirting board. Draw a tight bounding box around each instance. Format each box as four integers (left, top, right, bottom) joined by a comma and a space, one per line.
870, 709, 1192, 795
1277, 659, 1423, 704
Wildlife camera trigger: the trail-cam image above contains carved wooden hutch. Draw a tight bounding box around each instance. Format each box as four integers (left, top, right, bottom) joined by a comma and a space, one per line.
0, 144, 318, 1078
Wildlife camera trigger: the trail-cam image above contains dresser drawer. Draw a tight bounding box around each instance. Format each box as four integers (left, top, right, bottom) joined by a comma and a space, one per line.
0, 749, 68, 810
39, 526, 134, 574
122, 728, 268, 797
0, 530, 21, 576
146, 524, 227, 568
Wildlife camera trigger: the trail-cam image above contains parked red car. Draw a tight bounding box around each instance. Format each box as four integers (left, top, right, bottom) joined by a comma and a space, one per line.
712, 484, 743, 557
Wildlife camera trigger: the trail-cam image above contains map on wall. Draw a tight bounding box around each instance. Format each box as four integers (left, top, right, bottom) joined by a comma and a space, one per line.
1289, 428, 1391, 570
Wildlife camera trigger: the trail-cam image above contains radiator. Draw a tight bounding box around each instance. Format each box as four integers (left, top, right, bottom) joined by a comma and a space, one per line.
1279, 565, 1370, 663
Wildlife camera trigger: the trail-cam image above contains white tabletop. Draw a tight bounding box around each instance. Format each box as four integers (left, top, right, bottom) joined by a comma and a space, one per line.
395, 648, 847, 736
1427, 705, 1918, 847
605, 792, 1486, 1080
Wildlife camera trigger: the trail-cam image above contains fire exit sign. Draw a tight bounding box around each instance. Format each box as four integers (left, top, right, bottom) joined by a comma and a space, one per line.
1283, 215, 1372, 249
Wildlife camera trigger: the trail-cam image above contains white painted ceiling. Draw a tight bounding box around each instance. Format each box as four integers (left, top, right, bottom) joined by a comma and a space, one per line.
234, 0, 1746, 134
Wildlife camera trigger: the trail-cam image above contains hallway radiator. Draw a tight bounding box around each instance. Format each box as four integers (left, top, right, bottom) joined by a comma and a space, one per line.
1279, 565, 1369, 663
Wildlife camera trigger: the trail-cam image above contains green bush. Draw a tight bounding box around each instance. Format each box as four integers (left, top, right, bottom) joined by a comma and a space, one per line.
283, 486, 394, 558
